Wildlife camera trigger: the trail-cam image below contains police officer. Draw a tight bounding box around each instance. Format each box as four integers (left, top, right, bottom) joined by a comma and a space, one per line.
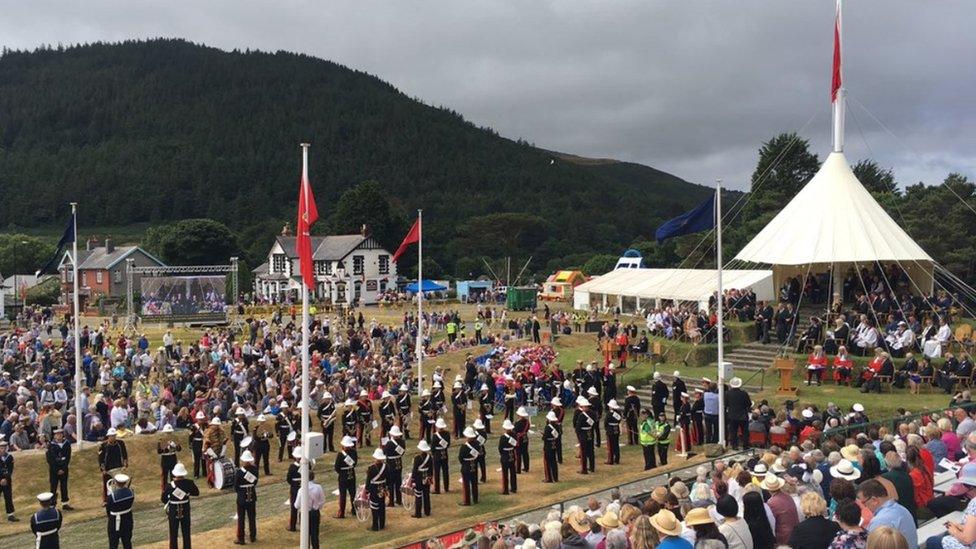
473, 418, 488, 483
604, 399, 622, 465
157, 424, 182, 490
474, 319, 483, 343
451, 381, 467, 438
188, 412, 207, 479
234, 451, 259, 545
542, 411, 560, 483
106, 473, 134, 549
46, 428, 72, 510
0, 440, 16, 521
162, 463, 199, 549
411, 441, 433, 518
334, 436, 358, 518
252, 415, 274, 476
30, 492, 61, 549
638, 409, 657, 470
367, 448, 388, 531
317, 392, 336, 452
395, 384, 412, 439
286, 446, 302, 531
231, 408, 250, 465
431, 418, 451, 494
458, 427, 480, 505
655, 411, 672, 467
98, 428, 128, 503
498, 420, 518, 495
623, 386, 641, 446
384, 426, 405, 506
276, 403, 294, 462
574, 397, 596, 474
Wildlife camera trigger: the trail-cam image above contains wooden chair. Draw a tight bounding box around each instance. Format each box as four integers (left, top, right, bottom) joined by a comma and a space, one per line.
874, 375, 894, 393
916, 375, 935, 393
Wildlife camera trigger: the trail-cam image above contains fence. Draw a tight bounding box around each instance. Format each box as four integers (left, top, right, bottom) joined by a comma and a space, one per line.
822, 401, 976, 440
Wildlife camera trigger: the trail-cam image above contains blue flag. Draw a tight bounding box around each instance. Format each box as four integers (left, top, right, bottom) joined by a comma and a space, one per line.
654, 195, 715, 242
35, 211, 76, 276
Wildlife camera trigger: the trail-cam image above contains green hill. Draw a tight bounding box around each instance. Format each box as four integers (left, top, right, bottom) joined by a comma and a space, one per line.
0, 39, 713, 275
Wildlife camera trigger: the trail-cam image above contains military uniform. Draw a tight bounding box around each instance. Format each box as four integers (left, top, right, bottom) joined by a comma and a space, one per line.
98, 440, 128, 503
333, 445, 357, 518
231, 416, 250, 465
624, 393, 642, 446
458, 437, 479, 505
379, 399, 397, 438
0, 448, 14, 520
366, 458, 387, 531
253, 421, 274, 475
356, 397, 374, 447
604, 405, 622, 465
395, 391, 412, 439
234, 464, 259, 543
474, 426, 488, 482
542, 420, 560, 482
106, 482, 134, 549
431, 430, 451, 493
514, 416, 530, 472
286, 458, 301, 531
276, 412, 294, 461
341, 406, 358, 440
161, 476, 200, 548
188, 423, 206, 478
573, 407, 596, 474
46, 438, 72, 507
317, 399, 336, 452
478, 389, 493, 434
30, 503, 62, 549
498, 430, 518, 494
410, 451, 432, 517
157, 439, 182, 489
383, 437, 405, 506
451, 388, 466, 438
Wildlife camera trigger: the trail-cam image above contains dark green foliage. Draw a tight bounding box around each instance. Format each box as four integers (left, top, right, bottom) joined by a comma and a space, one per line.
325, 180, 405, 250
0, 39, 711, 278
25, 276, 59, 306
899, 174, 976, 282
853, 159, 898, 197
0, 234, 55, 276
582, 254, 618, 276
143, 218, 240, 265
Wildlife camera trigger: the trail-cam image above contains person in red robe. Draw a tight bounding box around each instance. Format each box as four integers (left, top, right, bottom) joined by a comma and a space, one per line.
833, 347, 853, 385
806, 345, 828, 386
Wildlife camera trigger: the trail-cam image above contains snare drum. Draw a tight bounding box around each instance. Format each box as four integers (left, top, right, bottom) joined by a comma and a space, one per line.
212, 457, 236, 490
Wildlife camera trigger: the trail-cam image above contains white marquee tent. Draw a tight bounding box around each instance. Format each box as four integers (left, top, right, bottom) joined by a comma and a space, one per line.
572, 268, 774, 313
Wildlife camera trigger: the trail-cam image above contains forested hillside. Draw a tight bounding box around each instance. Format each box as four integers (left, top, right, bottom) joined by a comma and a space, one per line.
0, 39, 713, 276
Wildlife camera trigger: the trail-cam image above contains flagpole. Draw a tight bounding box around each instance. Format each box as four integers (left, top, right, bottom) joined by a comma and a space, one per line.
71, 202, 83, 448
416, 209, 423, 397
831, 0, 845, 153
716, 180, 726, 448
299, 143, 311, 549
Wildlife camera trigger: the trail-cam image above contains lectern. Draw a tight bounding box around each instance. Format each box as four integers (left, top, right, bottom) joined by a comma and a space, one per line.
773, 357, 798, 396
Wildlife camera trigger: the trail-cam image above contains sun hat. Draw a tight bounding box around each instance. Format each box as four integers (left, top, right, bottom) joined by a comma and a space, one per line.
567, 510, 591, 534
587, 387, 598, 396
729, 377, 743, 389
650, 486, 669, 505
852, 403, 865, 413
389, 426, 403, 437
114, 473, 130, 484
210, 417, 221, 426
684, 507, 713, 526
770, 459, 787, 474
596, 511, 620, 529
760, 474, 785, 491
670, 481, 690, 499
802, 409, 814, 419
829, 459, 861, 480
649, 509, 682, 537
841, 444, 861, 461
341, 436, 355, 447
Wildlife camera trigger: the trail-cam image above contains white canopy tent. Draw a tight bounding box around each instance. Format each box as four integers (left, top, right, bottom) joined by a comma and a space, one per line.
733, 151, 935, 297
572, 268, 774, 313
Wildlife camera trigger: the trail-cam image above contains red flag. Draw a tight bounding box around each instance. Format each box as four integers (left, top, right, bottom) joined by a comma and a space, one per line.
830, 0, 842, 102
296, 155, 318, 289
392, 218, 420, 263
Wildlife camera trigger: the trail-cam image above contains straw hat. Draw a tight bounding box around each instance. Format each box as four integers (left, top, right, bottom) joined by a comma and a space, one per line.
829, 459, 862, 481
649, 509, 682, 537
760, 474, 785, 491
841, 444, 861, 462
567, 510, 591, 534
670, 481, 689, 499
596, 511, 620, 529
650, 486, 669, 505
729, 377, 743, 389
751, 462, 768, 477
684, 507, 713, 526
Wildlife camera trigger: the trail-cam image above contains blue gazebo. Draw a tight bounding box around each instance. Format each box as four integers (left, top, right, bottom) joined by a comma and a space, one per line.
405, 280, 447, 293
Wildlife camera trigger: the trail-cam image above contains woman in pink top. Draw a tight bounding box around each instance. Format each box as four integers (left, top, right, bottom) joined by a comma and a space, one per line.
941, 417, 963, 458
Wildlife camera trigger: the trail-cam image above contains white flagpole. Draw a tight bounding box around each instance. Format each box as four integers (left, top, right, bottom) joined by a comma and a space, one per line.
299, 143, 311, 549
716, 180, 726, 448
71, 203, 83, 447
416, 209, 423, 397
832, 0, 845, 153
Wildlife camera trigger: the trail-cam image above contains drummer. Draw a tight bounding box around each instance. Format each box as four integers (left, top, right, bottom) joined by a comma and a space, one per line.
157, 425, 182, 491
98, 428, 128, 503
202, 418, 228, 489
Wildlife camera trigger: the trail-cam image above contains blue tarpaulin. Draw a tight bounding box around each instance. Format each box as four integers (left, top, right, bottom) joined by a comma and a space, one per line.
405, 279, 447, 293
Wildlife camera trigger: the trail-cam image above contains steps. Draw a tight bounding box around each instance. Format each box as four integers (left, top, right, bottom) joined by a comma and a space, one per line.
723, 341, 782, 372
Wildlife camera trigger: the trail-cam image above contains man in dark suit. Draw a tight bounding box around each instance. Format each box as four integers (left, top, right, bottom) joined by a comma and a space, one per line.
756, 301, 774, 344
725, 378, 752, 450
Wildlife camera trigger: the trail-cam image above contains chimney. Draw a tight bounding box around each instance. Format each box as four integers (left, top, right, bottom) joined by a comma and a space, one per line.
86, 236, 97, 251
105, 237, 114, 253
361, 224, 370, 238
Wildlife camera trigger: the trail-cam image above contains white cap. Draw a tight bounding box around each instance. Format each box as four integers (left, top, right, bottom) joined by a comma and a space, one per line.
195, 411, 206, 420
240, 450, 255, 462
172, 463, 188, 477
551, 397, 562, 406
418, 440, 431, 452
210, 418, 221, 426
292, 446, 303, 459
435, 418, 448, 429
516, 406, 529, 417
802, 409, 814, 419
627, 385, 637, 392
341, 436, 356, 447
653, 372, 661, 380
463, 427, 477, 438
107, 428, 118, 436
473, 419, 485, 429
502, 419, 515, 430
607, 399, 621, 410
162, 424, 174, 433
587, 387, 598, 396
546, 411, 558, 422
257, 414, 266, 422
576, 396, 591, 407
372, 448, 386, 460
114, 473, 130, 484
37, 492, 55, 503
853, 403, 865, 412
235, 408, 245, 416
389, 425, 403, 437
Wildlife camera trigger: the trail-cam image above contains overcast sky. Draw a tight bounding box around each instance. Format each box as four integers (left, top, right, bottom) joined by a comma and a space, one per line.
3, 1, 974, 189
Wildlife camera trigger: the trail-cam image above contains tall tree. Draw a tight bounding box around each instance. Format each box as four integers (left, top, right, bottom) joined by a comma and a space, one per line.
0, 234, 55, 276
144, 218, 241, 266
325, 180, 404, 250
853, 159, 898, 197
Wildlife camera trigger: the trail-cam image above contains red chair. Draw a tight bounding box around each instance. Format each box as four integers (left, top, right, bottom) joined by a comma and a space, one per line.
749, 431, 766, 447
770, 431, 789, 447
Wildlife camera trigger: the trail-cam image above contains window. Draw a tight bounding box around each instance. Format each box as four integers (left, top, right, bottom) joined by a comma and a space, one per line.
354, 281, 362, 301
113, 270, 121, 283
81, 272, 88, 286
96, 271, 103, 284
272, 254, 286, 273
378, 254, 390, 275
353, 255, 364, 275
315, 261, 332, 275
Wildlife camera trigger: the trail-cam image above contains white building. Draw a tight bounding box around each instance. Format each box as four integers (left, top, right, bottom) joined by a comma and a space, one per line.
252, 231, 396, 305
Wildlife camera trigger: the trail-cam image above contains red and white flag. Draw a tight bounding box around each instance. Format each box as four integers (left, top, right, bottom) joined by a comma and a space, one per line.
296, 151, 319, 289
392, 217, 420, 263
831, 0, 842, 102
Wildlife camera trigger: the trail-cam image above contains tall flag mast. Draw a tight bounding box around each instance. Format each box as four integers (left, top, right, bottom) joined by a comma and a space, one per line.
393, 213, 422, 394
831, 0, 845, 153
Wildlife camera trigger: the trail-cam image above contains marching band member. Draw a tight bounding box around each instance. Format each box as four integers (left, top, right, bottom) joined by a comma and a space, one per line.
550, 396, 565, 464
367, 448, 388, 531
379, 391, 397, 438
341, 399, 358, 442
252, 415, 274, 476
513, 407, 530, 473
46, 429, 72, 510
317, 391, 336, 452
157, 425, 182, 490
573, 397, 596, 474
418, 390, 436, 442
451, 381, 467, 438
542, 411, 560, 483
286, 446, 302, 531
498, 420, 518, 495
473, 418, 488, 483
0, 440, 16, 522
188, 412, 206, 479
384, 426, 405, 507
356, 390, 374, 448
202, 418, 227, 488
411, 441, 433, 518
458, 427, 480, 506
106, 473, 134, 549
395, 384, 412, 439
30, 492, 61, 549
334, 436, 358, 518
98, 428, 128, 503
231, 408, 250, 465
234, 451, 259, 545
275, 403, 294, 461
478, 384, 493, 435
431, 418, 451, 494
162, 463, 199, 549
604, 399, 622, 465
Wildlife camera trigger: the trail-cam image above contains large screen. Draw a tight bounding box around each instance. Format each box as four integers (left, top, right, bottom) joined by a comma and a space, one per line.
140, 275, 227, 316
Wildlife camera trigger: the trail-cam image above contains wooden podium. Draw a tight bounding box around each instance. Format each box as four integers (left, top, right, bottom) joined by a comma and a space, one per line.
774, 357, 798, 396
601, 340, 620, 366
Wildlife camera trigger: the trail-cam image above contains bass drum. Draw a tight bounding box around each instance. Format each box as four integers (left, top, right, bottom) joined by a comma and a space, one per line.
212, 457, 236, 490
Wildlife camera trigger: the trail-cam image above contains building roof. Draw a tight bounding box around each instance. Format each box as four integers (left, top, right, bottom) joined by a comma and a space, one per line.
573, 268, 774, 305
734, 152, 932, 266
275, 235, 372, 261
63, 245, 165, 271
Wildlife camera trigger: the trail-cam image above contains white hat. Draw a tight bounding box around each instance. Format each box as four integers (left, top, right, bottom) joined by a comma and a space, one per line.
418, 440, 431, 452
241, 436, 253, 448
760, 474, 785, 491
852, 403, 865, 413
195, 411, 206, 420
681, 392, 690, 398
473, 419, 485, 429
210, 418, 221, 426
702, 377, 712, 383
235, 408, 245, 416
829, 459, 862, 480
172, 463, 189, 477
280, 402, 290, 410
516, 406, 529, 417
315, 380, 325, 386
341, 436, 355, 447
673, 370, 681, 378
502, 419, 515, 430
107, 428, 118, 436
381, 391, 391, 399
627, 385, 637, 392
400, 384, 409, 392
653, 372, 661, 380
770, 459, 788, 474
37, 492, 55, 503
359, 389, 368, 397
344, 399, 355, 406
577, 397, 591, 407
435, 418, 447, 429
257, 414, 266, 422
421, 389, 431, 397
563, 380, 573, 389
480, 384, 489, 392
607, 399, 621, 410
729, 377, 743, 389
463, 427, 477, 438
433, 380, 442, 388
801, 409, 814, 419
287, 431, 297, 442
389, 426, 403, 437
114, 473, 130, 484
292, 446, 303, 459
372, 448, 386, 460
586, 364, 594, 371
240, 450, 255, 462
162, 424, 174, 433
551, 397, 562, 406
587, 387, 598, 396
322, 391, 332, 399
546, 411, 558, 422
453, 381, 462, 388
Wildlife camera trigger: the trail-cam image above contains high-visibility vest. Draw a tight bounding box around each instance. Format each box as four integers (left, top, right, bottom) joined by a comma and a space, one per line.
639, 419, 657, 446
475, 322, 483, 331
655, 422, 672, 445
446, 322, 457, 334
